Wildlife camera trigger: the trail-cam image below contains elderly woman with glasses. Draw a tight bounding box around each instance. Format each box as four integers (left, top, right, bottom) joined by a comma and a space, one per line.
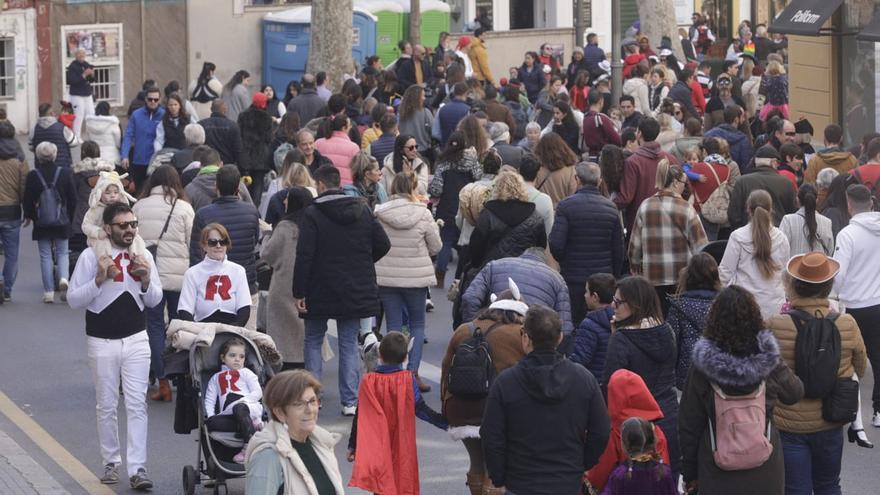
177, 223, 251, 326
246, 370, 346, 495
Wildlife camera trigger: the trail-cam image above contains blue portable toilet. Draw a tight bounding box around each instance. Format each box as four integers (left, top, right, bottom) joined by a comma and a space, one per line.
262, 6, 377, 91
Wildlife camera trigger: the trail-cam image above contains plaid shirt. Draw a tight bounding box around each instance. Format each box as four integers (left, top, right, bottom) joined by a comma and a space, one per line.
629, 192, 708, 285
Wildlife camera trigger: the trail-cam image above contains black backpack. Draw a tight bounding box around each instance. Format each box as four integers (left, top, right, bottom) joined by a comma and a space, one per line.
34, 168, 69, 228
790, 309, 841, 399
446, 321, 502, 399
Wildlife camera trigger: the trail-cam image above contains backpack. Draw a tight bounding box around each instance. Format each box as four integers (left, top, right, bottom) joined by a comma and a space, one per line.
34, 168, 69, 228
789, 309, 841, 399
852, 167, 880, 211
191, 79, 219, 104
696, 163, 731, 224
446, 321, 502, 399
273, 142, 295, 170
709, 381, 773, 471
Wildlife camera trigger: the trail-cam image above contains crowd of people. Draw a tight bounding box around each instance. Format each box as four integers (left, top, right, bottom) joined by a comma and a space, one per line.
0, 15, 879, 495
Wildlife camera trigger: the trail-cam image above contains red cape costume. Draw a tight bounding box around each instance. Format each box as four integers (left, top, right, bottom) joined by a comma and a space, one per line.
587, 369, 671, 491
349, 370, 419, 495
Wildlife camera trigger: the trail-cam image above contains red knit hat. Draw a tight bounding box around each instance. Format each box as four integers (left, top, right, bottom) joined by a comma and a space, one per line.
457, 36, 471, 49
252, 92, 268, 109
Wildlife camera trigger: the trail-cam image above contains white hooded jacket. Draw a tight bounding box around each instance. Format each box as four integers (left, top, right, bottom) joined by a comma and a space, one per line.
83, 115, 121, 164
834, 211, 880, 308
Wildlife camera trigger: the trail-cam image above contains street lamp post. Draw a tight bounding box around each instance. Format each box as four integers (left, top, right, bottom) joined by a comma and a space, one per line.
611, 0, 622, 107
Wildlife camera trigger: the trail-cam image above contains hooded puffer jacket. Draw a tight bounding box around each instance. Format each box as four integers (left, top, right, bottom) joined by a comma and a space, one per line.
587, 369, 671, 491
374, 197, 441, 288
132, 187, 195, 291
719, 224, 790, 321
667, 290, 717, 389
804, 148, 858, 184
602, 320, 680, 476
704, 124, 754, 173
679, 331, 804, 494
83, 115, 121, 164
768, 298, 867, 434
292, 190, 391, 320
315, 131, 359, 186
571, 305, 614, 379
469, 199, 546, 268
237, 107, 274, 173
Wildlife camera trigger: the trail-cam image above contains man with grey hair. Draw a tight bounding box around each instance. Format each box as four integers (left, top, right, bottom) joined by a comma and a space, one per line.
488, 122, 525, 169
171, 123, 205, 171
461, 246, 572, 334
66, 48, 96, 139
549, 161, 624, 324
199, 99, 242, 167
518, 121, 542, 151
834, 184, 880, 427
816, 167, 839, 210
287, 73, 328, 125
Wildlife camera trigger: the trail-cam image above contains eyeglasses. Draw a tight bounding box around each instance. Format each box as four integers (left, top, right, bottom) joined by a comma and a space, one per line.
612, 297, 627, 306
404, 145, 417, 151
290, 397, 320, 411
206, 238, 230, 247
146, 97, 160, 102
784, 131, 797, 136
111, 220, 138, 230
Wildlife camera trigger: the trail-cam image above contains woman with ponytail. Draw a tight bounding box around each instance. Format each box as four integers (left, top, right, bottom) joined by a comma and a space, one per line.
314, 112, 360, 186
221, 69, 251, 122
780, 183, 834, 256
629, 159, 708, 316
719, 189, 790, 320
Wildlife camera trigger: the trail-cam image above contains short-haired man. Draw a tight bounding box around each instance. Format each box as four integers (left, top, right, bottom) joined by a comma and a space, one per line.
190, 165, 260, 327
469, 28, 494, 86
614, 117, 679, 233
668, 68, 700, 120
849, 137, 880, 188
804, 124, 858, 184
583, 33, 605, 75
550, 162, 624, 324
582, 90, 622, 158
569, 273, 617, 378
184, 146, 253, 211
396, 44, 432, 91
293, 165, 391, 416
0, 120, 28, 301
315, 71, 332, 102
288, 73, 328, 124
121, 86, 165, 192
481, 305, 610, 495
368, 113, 398, 164
618, 95, 643, 130
834, 184, 880, 426
199, 99, 243, 168
66, 48, 96, 139
704, 104, 753, 169
67, 202, 162, 490
435, 82, 471, 145
728, 145, 797, 228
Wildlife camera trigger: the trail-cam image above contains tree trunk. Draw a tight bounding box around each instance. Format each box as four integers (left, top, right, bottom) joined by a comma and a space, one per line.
409, 0, 421, 45
638, 0, 684, 60
308, 0, 353, 92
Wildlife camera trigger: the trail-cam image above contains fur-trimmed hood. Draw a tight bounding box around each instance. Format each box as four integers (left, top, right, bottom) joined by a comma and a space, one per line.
691, 329, 780, 388
73, 156, 114, 175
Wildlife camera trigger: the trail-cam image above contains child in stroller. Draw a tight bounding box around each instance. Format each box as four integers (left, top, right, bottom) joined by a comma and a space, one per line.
204, 337, 264, 464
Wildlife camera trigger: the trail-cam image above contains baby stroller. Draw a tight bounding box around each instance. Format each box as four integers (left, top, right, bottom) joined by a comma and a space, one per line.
182, 330, 274, 494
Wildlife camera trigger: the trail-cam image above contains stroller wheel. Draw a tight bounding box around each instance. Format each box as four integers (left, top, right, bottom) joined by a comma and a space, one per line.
182, 465, 198, 495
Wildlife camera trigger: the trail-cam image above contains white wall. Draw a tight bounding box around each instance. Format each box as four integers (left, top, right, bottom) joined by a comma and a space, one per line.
0, 9, 38, 133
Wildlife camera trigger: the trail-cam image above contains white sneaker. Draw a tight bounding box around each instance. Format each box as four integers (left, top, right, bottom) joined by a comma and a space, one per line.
872, 411, 880, 428
426, 298, 434, 312
58, 278, 68, 302
362, 332, 378, 354
342, 405, 357, 416
42, 291, 54, 304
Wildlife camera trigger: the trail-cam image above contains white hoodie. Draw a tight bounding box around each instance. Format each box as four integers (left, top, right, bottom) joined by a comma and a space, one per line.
834, 212, 880, 308
83, 115, 121, 164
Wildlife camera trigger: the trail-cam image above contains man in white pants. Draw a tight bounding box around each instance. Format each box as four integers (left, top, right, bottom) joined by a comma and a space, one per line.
66, 48, 95, 139
67, 202, 162, 490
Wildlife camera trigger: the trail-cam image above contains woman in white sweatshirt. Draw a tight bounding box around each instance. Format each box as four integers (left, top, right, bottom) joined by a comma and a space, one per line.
178, 223, 251, 326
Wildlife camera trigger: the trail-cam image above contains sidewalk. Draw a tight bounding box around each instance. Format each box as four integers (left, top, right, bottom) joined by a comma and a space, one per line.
0, 430, 68, 495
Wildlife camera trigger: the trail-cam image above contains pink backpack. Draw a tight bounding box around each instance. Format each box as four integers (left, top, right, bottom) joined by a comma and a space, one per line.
708, 381, 773, 471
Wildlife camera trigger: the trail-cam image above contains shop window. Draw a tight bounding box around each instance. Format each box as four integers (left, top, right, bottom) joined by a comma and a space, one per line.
701, 0, 733, 43
841, 0, 880, 145
0, 38, 13, 99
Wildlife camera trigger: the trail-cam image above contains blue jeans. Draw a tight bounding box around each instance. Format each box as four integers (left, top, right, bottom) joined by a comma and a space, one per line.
37, 238, 69, 292
304, 318, 361, 407
780, 428, 843, 495
379, 287, 427, 373
0, 220, 21, 294
434, 222, 460, 274
145, 290, 179, 379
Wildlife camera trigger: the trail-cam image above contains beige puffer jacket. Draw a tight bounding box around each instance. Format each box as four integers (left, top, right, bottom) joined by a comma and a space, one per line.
132, 187, 195, 291
374, 197, 441, 288
768, 297, 868, 434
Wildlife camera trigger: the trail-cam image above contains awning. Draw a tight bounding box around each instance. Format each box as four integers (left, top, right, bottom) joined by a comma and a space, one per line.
768, 0, 843, 36
857, 15, 880, 42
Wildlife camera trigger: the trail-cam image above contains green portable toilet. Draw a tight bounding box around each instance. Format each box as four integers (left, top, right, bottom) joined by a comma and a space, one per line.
418, 0, 451, 48
354, 0, 405, 66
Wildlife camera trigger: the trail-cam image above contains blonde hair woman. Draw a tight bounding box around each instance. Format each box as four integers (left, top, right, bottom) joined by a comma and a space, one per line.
719, 189, 790, 320
760, 60, 789, 120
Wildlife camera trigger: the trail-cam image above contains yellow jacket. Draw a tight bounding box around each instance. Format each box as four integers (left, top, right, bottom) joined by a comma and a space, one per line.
468, 38, 494, 84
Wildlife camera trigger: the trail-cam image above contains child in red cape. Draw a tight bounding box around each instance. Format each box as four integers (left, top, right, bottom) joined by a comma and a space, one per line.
586, 369, 671, 492
348, 331, 447, 495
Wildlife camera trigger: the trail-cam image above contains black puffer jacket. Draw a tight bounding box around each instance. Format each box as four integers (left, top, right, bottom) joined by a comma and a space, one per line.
469, 199, 546, 268
199, 112, 242, 166
189, 196, 260, 289
602, 321, 681, 476
549, 186, 625, 284
237, 106, 274, 173
292, 190, 391, 320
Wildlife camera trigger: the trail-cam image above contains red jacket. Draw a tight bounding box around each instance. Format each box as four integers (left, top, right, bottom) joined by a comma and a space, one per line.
570, 85, 590, 113
587, 369, 671, 491
623, 53, 646, 79
689, 80, 706, 115
349, 371, 419, 495
690, 161, 732, 212
582, 110, 622, 158
614, 141, 679, 232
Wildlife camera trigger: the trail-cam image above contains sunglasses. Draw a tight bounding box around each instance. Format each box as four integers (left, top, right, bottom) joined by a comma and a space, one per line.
206, 238, 230, 247
405, 145, 417, 151
146, 97, 160, 102
111, 220, 138, 230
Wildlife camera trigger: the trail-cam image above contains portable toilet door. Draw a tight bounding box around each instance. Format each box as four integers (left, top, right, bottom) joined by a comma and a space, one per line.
351, 9, 377, 70
262, 7, 311, 91
419, 0, 451, 49
354, 0, 405, 66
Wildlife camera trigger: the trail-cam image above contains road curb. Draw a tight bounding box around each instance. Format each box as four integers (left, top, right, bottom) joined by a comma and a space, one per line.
0, 429, 69, 495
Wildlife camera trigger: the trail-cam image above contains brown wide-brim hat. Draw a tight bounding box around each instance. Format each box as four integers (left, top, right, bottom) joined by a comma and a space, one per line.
787, 252, 840, 284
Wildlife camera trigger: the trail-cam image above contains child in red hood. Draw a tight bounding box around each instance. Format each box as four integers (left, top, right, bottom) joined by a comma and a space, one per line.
586, 369, 671, 492
622, 44, 646, 79
59, 100, 76, 130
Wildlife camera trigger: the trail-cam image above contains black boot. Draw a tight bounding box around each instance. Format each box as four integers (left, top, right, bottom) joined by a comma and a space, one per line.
233, 403, 255, 440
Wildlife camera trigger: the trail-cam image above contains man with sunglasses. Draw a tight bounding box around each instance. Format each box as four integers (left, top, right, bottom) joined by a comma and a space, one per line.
67, 202, 163, 490
121, 86, 165, 194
